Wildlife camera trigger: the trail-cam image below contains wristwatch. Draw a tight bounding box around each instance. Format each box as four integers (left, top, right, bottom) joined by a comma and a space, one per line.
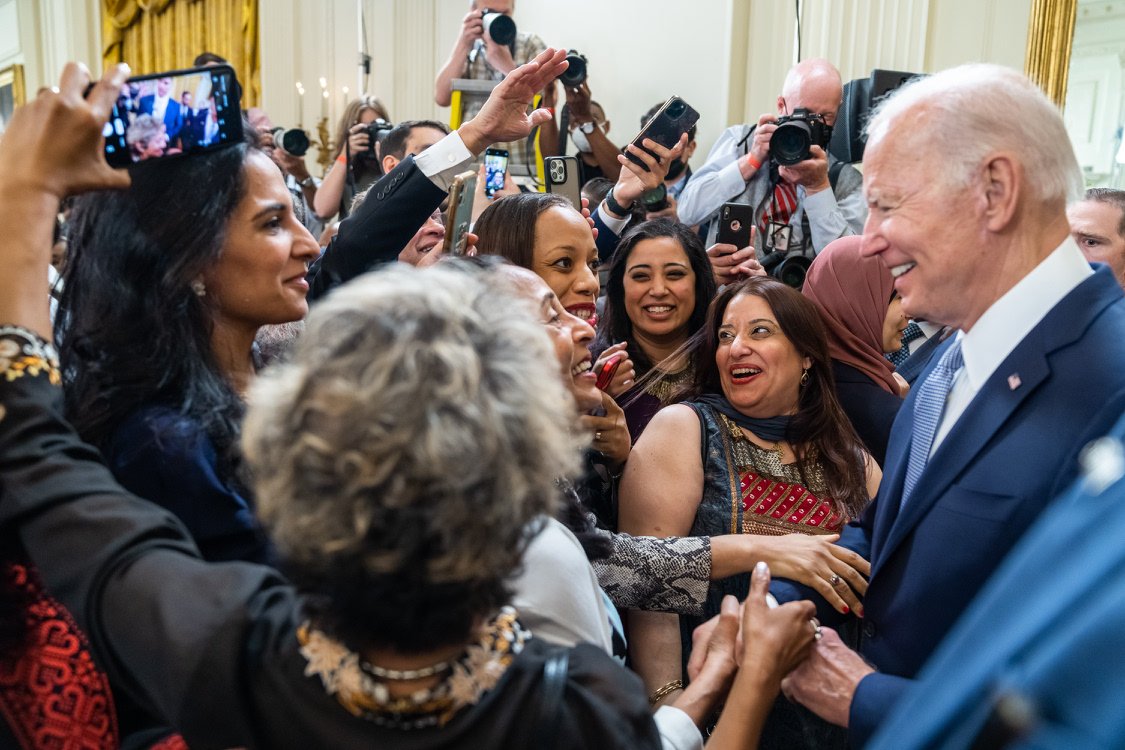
604, 187, 633, 217
578, 121, 596, 134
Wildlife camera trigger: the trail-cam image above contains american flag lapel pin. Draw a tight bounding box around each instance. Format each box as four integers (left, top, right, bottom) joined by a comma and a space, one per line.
1008, 373, 1022, 390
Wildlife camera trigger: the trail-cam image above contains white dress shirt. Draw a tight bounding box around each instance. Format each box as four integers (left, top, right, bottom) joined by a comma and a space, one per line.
931, 236, 1093, 453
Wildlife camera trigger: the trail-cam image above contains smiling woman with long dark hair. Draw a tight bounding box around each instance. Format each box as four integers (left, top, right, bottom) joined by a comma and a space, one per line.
58, 131, 321, 564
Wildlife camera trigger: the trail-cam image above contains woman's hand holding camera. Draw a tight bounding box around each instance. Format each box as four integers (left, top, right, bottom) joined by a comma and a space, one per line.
345, 123, 371, 160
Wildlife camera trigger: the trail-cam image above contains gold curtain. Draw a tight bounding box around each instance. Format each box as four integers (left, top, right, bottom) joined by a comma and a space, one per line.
1024, 0, 1077, 109
102, 0, 260, 107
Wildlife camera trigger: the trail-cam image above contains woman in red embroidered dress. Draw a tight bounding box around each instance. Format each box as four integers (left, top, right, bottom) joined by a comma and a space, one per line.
620, 276, 880, 716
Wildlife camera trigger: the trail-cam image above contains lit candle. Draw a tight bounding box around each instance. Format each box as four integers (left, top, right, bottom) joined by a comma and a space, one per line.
319, 77, 328, 120
295, 81, 305, 128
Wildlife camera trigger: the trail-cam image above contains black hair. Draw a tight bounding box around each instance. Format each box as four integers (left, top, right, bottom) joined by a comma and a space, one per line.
380, 119, 450, 162
595, 219, 717, 376
57, 136, 258, 475
193, 51, 228, 66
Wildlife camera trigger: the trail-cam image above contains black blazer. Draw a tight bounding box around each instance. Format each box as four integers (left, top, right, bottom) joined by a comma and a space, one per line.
831, 360, 903, 468
308, 155, 447, 301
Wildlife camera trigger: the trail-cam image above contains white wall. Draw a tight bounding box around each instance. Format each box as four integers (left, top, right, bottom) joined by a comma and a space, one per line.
0, 0, 101, 95
8, 0, 1041, 175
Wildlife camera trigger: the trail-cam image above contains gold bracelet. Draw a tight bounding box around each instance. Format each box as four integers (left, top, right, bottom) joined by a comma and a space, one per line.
648, 679, 684, 705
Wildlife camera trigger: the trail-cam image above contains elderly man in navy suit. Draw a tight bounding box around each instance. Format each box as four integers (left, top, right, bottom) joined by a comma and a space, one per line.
773, 63, 1125, 746
867, 420, 1125, 748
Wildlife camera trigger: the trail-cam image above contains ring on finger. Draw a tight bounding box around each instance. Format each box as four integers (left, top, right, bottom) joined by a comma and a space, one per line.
828, 573, 842, 587
809, 617, 822, 640
594, 431, 603, 441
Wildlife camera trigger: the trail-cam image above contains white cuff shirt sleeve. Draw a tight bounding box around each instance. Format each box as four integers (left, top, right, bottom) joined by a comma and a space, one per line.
414, 131, 475, 192
653, 705, 703, 750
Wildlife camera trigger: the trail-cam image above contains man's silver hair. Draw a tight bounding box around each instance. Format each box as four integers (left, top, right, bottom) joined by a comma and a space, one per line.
865, 63, 1084, 207
243, 264, 579, 587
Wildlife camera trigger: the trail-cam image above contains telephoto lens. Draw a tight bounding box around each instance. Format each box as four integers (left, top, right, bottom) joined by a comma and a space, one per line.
770, 119, 813, 166
270, 127, 310, 158
481, 10, 517, 46
560, 51, 588, 88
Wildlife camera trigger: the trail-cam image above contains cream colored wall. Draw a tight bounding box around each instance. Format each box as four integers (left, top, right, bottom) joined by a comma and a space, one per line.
6, 0, 1037, 171
0, 0, 101, 95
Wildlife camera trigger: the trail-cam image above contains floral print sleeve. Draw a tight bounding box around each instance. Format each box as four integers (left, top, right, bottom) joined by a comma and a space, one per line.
0, 326, 60, 386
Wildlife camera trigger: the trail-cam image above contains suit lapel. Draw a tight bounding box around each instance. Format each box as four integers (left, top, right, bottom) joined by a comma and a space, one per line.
897, 328, 948, 384
871, 269, 1122, 578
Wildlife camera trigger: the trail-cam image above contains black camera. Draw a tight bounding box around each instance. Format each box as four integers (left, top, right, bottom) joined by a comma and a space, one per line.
560, 50, 588, 88
269, 127, 310, 158
770, 108, 832, 166
481, 9, 517, 46
359, 118, 394, 160
760, 251, 813, 289
642, 183, 668, 212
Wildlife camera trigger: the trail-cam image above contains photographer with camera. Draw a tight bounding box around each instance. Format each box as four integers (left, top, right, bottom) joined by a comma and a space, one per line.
434, 0, 546, 169
539, 69, 622, 185
247, 107, 323, 237
678, 58, 865, 284
314, 97, 392, 222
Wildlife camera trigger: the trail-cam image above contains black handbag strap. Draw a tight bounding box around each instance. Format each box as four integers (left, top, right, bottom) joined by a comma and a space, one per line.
532, 649, 570, 750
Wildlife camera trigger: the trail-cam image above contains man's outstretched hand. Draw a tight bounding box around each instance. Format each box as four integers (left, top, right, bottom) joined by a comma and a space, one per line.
459, 48, 568, 155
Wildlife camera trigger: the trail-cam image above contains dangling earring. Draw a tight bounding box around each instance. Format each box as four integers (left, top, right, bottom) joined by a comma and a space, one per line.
800, 368, 810, 388
191, 278, 206, 297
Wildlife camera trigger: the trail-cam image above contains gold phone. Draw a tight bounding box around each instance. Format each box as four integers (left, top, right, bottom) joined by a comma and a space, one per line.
442, 170, 478, 256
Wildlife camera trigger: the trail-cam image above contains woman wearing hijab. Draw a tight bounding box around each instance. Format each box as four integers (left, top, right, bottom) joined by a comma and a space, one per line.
802, 235, 908, 467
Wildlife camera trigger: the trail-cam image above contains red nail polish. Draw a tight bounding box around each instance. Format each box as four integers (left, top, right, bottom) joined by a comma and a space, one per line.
857, 607, 865, 619
842, 605, 850, 615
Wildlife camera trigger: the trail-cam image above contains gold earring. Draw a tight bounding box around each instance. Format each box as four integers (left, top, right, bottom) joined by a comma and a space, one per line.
800, 368, 810, 387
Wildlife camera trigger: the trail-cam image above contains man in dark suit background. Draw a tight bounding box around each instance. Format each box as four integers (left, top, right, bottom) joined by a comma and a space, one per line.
138, 76, 183, 146
773, 63, 1125, 746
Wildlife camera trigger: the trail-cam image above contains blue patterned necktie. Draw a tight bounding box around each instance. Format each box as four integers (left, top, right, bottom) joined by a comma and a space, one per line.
886, 321, 925, 368
900, 340, 964, 509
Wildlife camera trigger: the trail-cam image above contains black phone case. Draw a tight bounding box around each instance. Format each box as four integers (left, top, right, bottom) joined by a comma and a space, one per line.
716, 202, 754, 248
625, 96, 700, 170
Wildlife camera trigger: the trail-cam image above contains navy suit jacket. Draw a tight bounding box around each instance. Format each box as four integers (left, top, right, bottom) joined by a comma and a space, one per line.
138, 95, 183, 141
869, 409, 1125, 748
772, 267, 1125, 746
894, 326, 950, 385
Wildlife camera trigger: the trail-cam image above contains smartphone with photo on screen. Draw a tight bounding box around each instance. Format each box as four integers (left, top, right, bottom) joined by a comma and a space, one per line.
102, 64, 243, 168
484, 147, 509, 198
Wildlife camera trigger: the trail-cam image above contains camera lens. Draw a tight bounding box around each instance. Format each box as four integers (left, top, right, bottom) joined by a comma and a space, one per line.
279, 128, 309, 157
482, 12, 516, 46
774, 255, 811, 289
642, 183, 668, 212
666, 99, 686, 118
560, 52, 587, 88
771, 120, 812, 165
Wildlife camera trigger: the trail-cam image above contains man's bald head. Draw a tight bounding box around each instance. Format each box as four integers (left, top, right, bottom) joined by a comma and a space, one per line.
779, 58, 842, 124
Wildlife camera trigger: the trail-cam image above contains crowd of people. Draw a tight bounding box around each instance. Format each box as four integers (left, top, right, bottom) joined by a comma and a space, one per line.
4, 2, 1125, 748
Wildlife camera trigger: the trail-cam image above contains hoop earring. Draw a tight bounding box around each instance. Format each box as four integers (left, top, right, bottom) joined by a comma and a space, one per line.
800, 368, 810, 388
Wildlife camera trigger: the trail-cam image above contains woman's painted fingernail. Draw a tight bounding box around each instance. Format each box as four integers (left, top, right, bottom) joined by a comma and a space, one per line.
842, 605, 850, 615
